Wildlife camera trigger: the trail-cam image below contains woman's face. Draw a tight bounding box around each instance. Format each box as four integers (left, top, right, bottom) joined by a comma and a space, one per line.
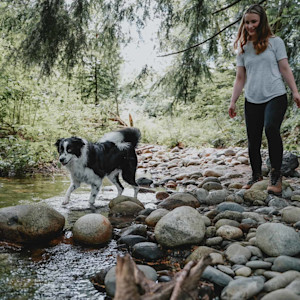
244, 13, 260, 39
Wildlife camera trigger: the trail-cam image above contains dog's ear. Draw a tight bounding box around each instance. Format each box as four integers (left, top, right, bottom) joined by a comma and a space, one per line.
72, 138, 85, 149
55, 138, 64, 151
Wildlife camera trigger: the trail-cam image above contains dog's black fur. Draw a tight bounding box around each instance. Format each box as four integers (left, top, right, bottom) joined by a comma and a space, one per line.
55, 128, 141, 205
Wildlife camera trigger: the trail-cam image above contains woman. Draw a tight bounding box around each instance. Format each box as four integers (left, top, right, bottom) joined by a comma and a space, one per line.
228, 4, 300, 195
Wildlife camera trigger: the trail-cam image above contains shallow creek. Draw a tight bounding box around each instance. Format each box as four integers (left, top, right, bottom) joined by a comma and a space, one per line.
0, 175, 157, 299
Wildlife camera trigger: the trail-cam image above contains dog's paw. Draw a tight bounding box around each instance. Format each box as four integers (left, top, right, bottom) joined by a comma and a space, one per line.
62, 199, 69, 205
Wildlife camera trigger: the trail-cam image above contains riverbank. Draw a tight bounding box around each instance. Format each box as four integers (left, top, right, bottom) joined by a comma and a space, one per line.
1, 144, 300, 299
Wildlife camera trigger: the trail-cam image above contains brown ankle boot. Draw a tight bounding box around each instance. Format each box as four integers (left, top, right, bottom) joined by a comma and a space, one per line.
267, 169, 282, 195
242, 173, 263, 189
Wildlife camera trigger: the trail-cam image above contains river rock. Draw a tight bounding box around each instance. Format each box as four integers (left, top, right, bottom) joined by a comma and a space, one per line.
242, 212, 266, 224
272, 256, 300, 272
266, 151, 299, 176
244, 189, 268, 203
225, 243, 252, 264
235, 266, 252, 277
109, 195, 144, 216
264, 270, 300, 292
155, 191, 170, 200
202, 182, 223, 191
221, 276, 265, 300
72, 214, 112, 245
245, 245, 263, 258
256, 223, 300, 256
157, 192, 200, 210
268, 197, 289, 209
0, 204, 65, 243
194, 188, 209, 203
201, 266, 233, 287
145, 208, 169, 227
246, 261, 272, 269
215, 219, 240, 229
286, 278, 300, 295
154, 206, 206, 248
205, 190, 229, 205
216, 225, 243, 240
199, 177, 221, 187
185, 246, 221, 263
105, 264, 157, 297
203, 169, 222, 177
216, 202, 245, 213
118, 235, 147, 248
281, 206, 300, 224
120, 224, 147, 237
261, 289, 300, 300
132, 242, 164, 261
206, 236, 223, 246
136, 177, 153, 186
214, 211, 243, 223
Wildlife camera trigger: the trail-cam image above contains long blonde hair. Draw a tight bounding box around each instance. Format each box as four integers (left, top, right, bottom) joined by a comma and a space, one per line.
234, 4, 273, 54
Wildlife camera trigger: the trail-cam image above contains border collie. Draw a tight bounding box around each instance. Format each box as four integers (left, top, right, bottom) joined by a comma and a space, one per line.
55, 128, 141, 205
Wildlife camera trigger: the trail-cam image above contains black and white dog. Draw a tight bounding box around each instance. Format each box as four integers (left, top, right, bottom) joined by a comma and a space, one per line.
55, 127, 141, 205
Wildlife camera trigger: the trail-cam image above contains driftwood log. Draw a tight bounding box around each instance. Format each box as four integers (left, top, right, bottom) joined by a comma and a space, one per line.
114, 254, 212, 300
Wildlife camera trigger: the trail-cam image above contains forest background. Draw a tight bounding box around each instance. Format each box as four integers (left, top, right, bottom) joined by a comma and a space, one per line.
0, 0, 299, 177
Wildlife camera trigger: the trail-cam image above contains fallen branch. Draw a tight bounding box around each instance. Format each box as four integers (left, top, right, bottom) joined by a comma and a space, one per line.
109, 111, 128, 127
114, 254, 212, 300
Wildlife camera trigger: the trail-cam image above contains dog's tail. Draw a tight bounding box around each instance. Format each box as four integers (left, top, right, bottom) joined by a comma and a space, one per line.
100, 127, 141, 150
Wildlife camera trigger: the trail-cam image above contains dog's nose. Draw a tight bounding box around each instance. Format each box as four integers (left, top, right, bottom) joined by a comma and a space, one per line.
59, 157, 65, 164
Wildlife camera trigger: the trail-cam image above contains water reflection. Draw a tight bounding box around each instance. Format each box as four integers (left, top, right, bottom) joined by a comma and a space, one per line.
0, 175, 157, 299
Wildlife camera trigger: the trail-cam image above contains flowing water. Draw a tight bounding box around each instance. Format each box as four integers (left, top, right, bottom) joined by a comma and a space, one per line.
0, 175, 157, 299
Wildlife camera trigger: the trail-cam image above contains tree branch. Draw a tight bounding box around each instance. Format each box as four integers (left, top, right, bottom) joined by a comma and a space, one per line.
157, 18, 241, 57
212, 0, 244, 15
158, 0, 267, 58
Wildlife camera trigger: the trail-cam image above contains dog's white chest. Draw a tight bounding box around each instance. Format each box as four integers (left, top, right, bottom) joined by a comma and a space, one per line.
71, 164, 100, 186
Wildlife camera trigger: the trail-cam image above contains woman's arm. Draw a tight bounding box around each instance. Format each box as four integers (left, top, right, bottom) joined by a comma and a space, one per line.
278, 58, 300, 108
228, 66, 246, 118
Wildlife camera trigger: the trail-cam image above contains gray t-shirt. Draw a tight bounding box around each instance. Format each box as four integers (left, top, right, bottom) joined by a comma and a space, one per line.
236, 36, 287, 103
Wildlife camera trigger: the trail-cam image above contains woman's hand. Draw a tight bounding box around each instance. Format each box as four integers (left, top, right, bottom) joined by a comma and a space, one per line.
293, 91, 300, 108
228, 102, 237, 118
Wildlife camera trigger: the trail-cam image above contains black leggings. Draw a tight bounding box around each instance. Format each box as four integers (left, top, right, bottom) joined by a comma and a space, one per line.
244, 94, 287, 175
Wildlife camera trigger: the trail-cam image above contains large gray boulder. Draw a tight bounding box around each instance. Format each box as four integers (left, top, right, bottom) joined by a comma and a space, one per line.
0, 204, 65, 243
256, 223, 300, 256
154, 206, 206, 248
266, 152, 299, 176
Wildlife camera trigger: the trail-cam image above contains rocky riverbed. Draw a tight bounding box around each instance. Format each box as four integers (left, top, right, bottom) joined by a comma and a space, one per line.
1, 144, 300, 299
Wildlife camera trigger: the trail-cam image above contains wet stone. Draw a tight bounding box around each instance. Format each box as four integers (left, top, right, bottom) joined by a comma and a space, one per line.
118, 235, 147, 248
132, 242, 164, 261
120, 224, 147, 237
